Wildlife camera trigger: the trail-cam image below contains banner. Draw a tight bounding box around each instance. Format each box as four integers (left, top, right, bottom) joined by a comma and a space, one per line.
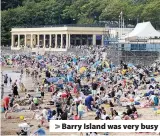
50, 120, 160, 132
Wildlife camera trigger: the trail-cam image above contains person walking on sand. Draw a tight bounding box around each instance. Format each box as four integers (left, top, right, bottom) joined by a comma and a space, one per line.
1, 84, 4, 99
9, 77, 12, 85
4, 74, 8, 86
85, 94, 94, 111
12, 82, 19, 98
40, 85, 45, 102
78, 101, 85, 119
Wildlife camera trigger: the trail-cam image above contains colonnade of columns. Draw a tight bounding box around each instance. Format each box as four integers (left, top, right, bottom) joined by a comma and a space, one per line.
11, 33, 104, 49
12, 34, 71, 49
70, 35, 104, 46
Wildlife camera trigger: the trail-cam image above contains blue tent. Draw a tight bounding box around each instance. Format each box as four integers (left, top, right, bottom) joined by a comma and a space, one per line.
64, 64, 70, 69
151, 78, 155, 82
67, 75, 74, 82
110, 64, 115, 68
47, 77, 59, 83
128, 63, 134, 67
92, 61, 101, 68
37, 55, 43, 60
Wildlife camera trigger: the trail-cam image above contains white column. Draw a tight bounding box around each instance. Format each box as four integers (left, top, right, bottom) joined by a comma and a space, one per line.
31, 34, 33, 48
11, 34, 14, 47
102, 35, 104, 46
24, 34, 27, 47
68, 34, 70, 48
87, 35, 89, 45
61, 34, 63, 48
18, 34, 20, 47
37, 34, 39, 46
92, 34, 96, 45
49, 34, 52, 48
55, 34, 57, 48
81, 35, 83, 46
66, 34, 68, 49
43, 34, 45, 48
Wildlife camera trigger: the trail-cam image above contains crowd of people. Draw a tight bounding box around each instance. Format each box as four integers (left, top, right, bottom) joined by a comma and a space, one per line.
1, 46, 160, 136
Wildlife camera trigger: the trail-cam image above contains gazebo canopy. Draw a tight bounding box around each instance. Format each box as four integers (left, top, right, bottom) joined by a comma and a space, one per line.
125, 22, 160, 40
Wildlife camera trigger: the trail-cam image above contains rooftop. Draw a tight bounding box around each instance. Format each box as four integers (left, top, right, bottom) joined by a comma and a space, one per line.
13, 23, 135, 28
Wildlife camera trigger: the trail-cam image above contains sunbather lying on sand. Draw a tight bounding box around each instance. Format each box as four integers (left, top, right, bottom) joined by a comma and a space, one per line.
4, 103, 22, 119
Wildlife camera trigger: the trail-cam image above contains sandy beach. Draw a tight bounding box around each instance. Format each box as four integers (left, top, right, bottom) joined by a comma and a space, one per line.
1, 67, 160, 136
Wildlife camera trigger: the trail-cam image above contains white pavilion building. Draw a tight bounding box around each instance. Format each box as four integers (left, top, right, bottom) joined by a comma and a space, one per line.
10, 26, 132, 52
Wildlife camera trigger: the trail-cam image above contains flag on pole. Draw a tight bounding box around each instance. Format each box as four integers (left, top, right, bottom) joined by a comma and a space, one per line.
123, 18, 125, 28
120, 11, 123, 16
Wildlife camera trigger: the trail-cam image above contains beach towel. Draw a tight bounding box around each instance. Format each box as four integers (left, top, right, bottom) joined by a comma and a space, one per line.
34, 128, 46, 136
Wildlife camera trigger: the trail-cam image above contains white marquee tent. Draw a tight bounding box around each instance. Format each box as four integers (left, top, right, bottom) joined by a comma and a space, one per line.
125, 22, 160, 40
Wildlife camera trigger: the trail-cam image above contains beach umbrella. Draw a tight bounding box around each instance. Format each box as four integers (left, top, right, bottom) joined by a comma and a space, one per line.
59, 76, 66, 81
110, 64, 115, 68
73, 58, 77, 63
15, 55, 20, 60
67, 75, 74, 82
121, 69, 127, 75
39, 59, 44, 63
92, 61, 101, 68
80, 57, 86, 60
79, 67, 87, 73
95, 61, 101, 65
103, 68, 111, 72
128, 63, 134, 67
39, 60, 45, 66
57, 79, 64, 85
37, 55, 43, 60
41, 63, 46, 68
61, 76, 68, 82
102, 60, 109, 67
5, 55, 10, 59
151, 78, 155, 82
47, 77, 59, 83
79, 61, 88, 67
64, 64, 70, 69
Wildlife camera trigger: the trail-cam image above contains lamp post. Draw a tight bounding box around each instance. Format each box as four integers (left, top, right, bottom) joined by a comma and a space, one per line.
119, 16, 120, 38
119, 11, 123, 39
121, 12, 123, 37
123, 17, 124, 33
119, 11, 125, 39
137, 15, 139, 24
118, 11, 124, 66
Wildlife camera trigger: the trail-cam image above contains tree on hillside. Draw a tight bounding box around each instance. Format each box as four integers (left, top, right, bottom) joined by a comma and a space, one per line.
1, 0, 22, 10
